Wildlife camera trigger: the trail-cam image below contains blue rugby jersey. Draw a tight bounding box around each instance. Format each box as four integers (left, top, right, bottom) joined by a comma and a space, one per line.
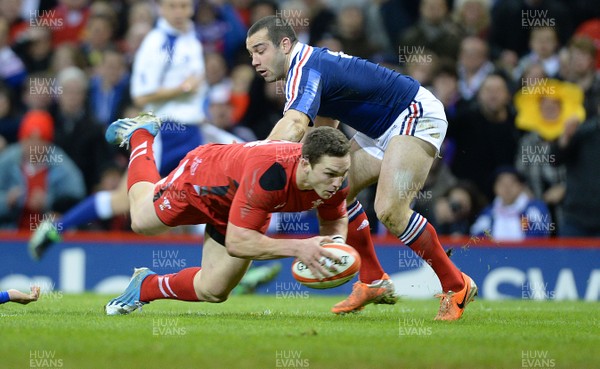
284, 43, 420, 139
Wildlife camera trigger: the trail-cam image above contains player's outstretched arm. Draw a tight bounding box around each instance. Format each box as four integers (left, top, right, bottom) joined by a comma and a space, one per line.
267, 109, 310, 142
225, 222, 337, 279
4, 286, 40, 305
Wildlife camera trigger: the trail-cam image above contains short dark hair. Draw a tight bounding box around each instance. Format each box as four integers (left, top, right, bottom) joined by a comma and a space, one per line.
302, 127, 350, 166
569, 36, 597, 59
247, 15, 297, 46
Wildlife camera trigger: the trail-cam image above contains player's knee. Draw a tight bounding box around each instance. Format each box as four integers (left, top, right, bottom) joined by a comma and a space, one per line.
374, 202, 394, 227
130, 214, 153, 235
374, 200, 410, 232
197, 289, 229, 303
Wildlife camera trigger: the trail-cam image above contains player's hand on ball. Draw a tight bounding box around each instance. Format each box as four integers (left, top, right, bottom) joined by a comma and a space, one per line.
296, 236, 341, 280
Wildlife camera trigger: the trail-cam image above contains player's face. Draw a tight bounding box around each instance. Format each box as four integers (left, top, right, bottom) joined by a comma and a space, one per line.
305, 155, 351, 199
246, 28, 288, 82
160, 0, 193, 32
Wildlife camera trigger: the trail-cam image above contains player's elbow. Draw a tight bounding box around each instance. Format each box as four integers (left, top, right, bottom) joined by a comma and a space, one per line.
270, 118, 307, 142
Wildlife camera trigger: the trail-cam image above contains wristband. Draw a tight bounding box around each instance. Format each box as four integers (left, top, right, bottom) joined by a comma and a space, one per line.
331, 235, 345, 244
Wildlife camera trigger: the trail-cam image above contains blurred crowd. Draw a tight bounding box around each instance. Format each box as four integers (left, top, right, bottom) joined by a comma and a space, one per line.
1, 0, 599, 240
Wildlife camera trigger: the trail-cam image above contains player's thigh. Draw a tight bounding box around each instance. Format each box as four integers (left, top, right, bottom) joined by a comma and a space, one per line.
129, 182, 170, 235
195, 232, 252, 300
347, 137, 382, 201
376, 135, 436, 215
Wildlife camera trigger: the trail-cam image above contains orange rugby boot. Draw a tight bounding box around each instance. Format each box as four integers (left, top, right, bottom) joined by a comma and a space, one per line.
434, 272, 478, 321
331, 273, 398, 314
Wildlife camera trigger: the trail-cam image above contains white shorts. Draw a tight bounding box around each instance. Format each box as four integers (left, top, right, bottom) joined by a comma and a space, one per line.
353, 86, 447, 160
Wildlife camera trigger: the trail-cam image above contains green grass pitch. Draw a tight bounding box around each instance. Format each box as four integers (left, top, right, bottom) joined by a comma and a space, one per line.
2, 294, 598, 369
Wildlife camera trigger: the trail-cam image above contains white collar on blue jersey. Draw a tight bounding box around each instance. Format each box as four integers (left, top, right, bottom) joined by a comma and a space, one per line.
156, 17, 193, 36
288, 42, 308, 71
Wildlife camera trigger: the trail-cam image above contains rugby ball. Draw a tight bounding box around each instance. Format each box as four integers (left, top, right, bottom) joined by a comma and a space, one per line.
291, 243, 361, 289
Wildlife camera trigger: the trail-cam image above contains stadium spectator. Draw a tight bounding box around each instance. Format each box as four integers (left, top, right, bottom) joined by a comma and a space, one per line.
0, 84, 22, 150
21, 71, 55, 111
12, 26, 53, 74
515, 128, 566, 233
228, 63, 254, 124
471, 166, 552, 241
42, 0, 90, 46
452, 0, 491, 40
398, 0, 463, 61
449, 74, 519, 199
49, 43, 87, 74
0, 286, 40, 305
315, 34, 342, 52
412, 158, 458, 226
551, 110, 600, 236
51, 66, 113, 193
0, 17, 28, 89
205, 51, 230, 92
240, 74, 286, 140
303, 0, 336, 46
430, 60, 463, 124
0, 110, 85, 230
122, 21, 152, 66
1, 0, 29, 45
207, 86, 256, 142
247, 16, 477, 321
515, 79, 586, 143
333, 6, 378, 60
574, 18, 600, 70
81, 14, 117, 68
457, 37, 495, 101
195, 0, 247, 68
279, 0, 310, 43
434, 180, 487, 236
88, 49, 131, 127
403, 48, 439, 87
513, 27, 561, 81
514, 78, 586, 229
249, 0, 278, 26
376, 0, 419, 56
563, 37, 600, 118
104, 123, 351, 315
126, 0, 157, 29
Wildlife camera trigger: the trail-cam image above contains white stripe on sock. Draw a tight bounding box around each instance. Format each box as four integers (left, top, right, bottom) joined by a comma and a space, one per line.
128, 149, 147, 168
157, 276, 170, 298
163, 276, 178, 298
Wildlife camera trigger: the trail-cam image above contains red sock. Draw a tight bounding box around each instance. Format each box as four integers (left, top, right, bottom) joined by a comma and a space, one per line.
127, 130, 160, 190
399, 212, 464, 292
347, 201, 386, 284
140, 267, 201, 302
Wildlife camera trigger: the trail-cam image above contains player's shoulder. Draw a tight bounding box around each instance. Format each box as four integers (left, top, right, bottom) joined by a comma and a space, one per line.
242, 142, 301, 192
258, 162, 288, 191
306, 46, 347, 66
